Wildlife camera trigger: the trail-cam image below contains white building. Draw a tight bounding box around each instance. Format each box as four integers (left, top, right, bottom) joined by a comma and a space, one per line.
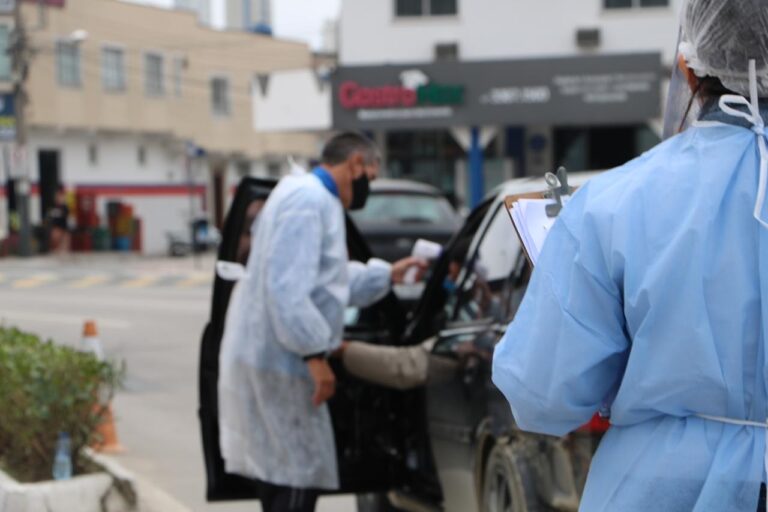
340, 0, 680, 66
174, 0, 211, 25
333, 0, 681, 205
224, 0, 272, 32
251, 0, 681, 206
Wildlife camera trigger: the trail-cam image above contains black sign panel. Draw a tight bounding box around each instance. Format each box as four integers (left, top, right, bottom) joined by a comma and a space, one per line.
332, 53, 662, 130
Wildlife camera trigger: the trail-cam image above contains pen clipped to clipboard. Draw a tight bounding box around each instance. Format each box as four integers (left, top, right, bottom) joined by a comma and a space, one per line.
505, 167, 574, 267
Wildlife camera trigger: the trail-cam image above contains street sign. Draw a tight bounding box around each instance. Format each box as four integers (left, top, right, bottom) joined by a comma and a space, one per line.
0, 93, 15, 141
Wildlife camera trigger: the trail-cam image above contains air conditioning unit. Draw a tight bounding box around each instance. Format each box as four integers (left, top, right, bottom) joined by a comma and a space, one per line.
576, 28, 601, 49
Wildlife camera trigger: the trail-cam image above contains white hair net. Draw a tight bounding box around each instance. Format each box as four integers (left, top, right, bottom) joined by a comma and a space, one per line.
679, 0, 768, 97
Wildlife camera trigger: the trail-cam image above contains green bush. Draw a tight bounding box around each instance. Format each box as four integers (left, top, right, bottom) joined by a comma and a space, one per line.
0, 327, 123, 483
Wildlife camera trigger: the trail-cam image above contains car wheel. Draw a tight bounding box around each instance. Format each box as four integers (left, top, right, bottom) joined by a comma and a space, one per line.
482, 443, 554, 512
356, 493, 404, 512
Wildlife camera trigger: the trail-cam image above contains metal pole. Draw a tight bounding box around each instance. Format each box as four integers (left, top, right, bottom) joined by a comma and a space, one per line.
13, 0, 31, 257
186, 147, 200, 269
469, 126, 485, 208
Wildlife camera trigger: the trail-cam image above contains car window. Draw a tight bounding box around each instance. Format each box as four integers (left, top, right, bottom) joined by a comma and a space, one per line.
447, 204, 522, 323
350, 193, 457, 225
236, 199, 266, 264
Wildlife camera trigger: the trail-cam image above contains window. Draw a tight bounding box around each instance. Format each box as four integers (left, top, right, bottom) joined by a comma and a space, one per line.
88, 144, 98, 166
350, 193, 457, 225
101, 47, 126, 92
57, 41, 81, 87
236, 161, 251, 177
211, 76, 231, 116
604, 0, 668, 8
435, 42, 459, 61
430, 0, 457, 15
396, 0, 422, 15
138, 145, 146, 166
449, 205, 523, 324
0, 26, 11, 81
554, 124, 661, 171
267, 162, 281, 178
172, 56, 184, 98
144, 53, 164, 96
396, 0, 457, 17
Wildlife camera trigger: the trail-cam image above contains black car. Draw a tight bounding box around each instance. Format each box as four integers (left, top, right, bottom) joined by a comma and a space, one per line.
349, 179, 461, 263
198, 175, 606, 512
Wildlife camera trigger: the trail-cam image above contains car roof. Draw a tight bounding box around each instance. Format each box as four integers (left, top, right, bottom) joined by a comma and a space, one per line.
490, 171, 601, 199
370, 179, 445, 195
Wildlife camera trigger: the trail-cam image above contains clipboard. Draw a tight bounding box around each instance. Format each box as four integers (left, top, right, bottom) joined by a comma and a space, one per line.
505, 168, 574, 267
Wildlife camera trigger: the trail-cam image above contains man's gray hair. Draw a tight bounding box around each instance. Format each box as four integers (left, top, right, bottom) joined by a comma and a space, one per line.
321, 132, 380, 166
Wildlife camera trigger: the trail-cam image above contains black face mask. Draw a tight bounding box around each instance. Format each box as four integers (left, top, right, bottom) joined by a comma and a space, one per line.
350, 173, 370, 210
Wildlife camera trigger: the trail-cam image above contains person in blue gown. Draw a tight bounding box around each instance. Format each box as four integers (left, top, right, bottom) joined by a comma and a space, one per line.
493, 1, 768, 510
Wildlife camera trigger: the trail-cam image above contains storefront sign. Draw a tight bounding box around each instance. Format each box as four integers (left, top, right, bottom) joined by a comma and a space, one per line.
332, 53, 662, 130
0, 93, 15, 141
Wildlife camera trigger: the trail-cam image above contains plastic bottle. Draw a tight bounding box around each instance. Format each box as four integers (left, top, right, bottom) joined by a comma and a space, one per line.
52, 432, 73, 480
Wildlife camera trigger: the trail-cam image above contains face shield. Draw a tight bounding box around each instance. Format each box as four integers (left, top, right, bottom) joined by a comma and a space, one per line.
662, 30, 701, 140
663, 0, 768, 140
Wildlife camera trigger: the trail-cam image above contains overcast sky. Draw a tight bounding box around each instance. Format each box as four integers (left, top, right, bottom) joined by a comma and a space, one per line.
273, 0, 341, 49
126, 0, 341, 49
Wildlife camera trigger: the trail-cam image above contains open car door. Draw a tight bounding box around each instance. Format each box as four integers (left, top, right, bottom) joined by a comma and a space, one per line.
198, 176, 427, 502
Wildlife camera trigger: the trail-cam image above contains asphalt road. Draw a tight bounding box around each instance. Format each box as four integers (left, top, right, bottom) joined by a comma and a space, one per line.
0, 255, 356, 512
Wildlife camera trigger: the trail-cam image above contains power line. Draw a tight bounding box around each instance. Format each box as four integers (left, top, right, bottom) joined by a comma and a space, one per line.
35, 47, 331, 102
33, 44, 313, 78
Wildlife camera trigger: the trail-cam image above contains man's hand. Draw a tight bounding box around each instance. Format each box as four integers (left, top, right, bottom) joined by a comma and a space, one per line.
391, 257, 429, 284
307, 358, 336, 406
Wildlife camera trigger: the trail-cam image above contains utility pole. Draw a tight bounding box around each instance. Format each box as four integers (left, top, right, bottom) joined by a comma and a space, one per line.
12, 0, 31, 257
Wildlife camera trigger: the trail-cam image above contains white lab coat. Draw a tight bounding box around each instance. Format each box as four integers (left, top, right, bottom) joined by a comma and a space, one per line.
218, 174, 391, 490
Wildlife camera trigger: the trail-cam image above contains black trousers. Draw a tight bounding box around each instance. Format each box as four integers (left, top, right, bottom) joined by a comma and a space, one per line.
259, 482, 319, 512
759, 484, 766, 512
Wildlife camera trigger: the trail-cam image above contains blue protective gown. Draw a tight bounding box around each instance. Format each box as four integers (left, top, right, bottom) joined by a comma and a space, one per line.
218, 172, 392, 490
492, 102, 768, 511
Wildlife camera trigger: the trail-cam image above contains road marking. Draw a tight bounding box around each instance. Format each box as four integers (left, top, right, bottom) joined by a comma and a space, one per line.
70, 275, 110, 289
13, 274, 58, 289
121, 275, 161, 289
0, 310, 131, 329
176, 274, 211, 288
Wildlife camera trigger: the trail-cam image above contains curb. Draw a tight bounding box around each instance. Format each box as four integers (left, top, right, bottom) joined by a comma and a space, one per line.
89, 450, 192, 512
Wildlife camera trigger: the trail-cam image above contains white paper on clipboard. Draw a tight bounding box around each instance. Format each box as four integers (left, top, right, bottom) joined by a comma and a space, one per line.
507, 197, 568, 266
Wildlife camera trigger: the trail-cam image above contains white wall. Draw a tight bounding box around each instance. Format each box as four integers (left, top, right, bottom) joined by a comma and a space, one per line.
23, 129, 208, 254
340, 0, 682, 66
253, 70, 332, 132
29, 130, 189, 186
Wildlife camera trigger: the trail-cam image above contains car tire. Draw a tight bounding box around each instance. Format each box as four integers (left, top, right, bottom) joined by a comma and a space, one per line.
356, 493, 404, 512
482, 442, 555, 512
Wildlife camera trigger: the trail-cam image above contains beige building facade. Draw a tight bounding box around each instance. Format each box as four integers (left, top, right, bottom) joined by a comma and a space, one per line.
0, 0, 320, 254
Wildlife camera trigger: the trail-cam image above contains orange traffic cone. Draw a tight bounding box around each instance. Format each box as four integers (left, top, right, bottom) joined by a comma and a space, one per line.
81, 320, 105, 361
93, 405, 124, 454
82, 320, 124, 454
